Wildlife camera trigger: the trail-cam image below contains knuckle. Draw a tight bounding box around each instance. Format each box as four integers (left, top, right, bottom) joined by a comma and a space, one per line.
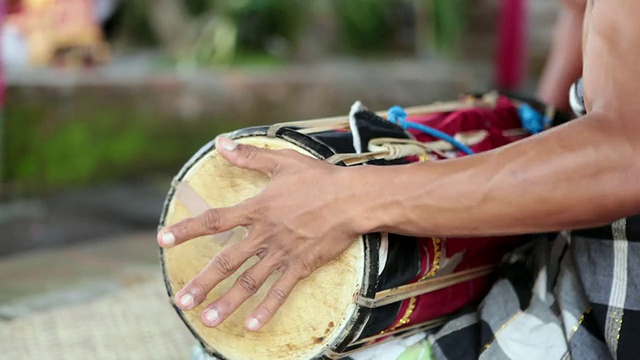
237, 274, 259, 294
212, 253, 234, 276
204, 209, 222, 232
242, 199, 263, 220
269, 286, 288, 302
296, 260, 313, 278
244, 146, 260, 162
190, 279, 208, 297
255, 247, 269, 259
256, 304, 274, 317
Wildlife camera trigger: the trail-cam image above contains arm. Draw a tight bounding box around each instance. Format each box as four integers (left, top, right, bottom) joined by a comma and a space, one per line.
365, 0, 640, 237
536, 0, 586, 111
364, 111, 639, 237
158, 0, 640, 332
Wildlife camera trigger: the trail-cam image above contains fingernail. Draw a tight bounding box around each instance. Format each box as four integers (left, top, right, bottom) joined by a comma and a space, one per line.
161, 232, 175, 246
218, 137, 237, 151
179, 293, 194, 308
246, 317, 261, 331
205, 309, 219, 324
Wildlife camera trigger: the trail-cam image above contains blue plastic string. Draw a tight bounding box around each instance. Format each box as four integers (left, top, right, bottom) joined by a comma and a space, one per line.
517, 103, 551, 134
387, 105, 475, 155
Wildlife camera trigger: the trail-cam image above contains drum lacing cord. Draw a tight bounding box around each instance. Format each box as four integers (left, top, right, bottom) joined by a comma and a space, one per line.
325, 137, 432, 165
367, 138, 430, 160
324, 133, 491, 165
264, 99, 492, 138
387, 106, 476, 155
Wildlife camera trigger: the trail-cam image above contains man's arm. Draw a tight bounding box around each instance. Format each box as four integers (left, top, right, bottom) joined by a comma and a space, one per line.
363, 0, 640, 237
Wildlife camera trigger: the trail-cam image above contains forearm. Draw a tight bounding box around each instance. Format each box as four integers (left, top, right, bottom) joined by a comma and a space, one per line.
356, 112, 640, 237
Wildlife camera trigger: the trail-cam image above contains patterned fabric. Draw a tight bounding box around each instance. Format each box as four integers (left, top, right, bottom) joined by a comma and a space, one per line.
428, 215, 640, 360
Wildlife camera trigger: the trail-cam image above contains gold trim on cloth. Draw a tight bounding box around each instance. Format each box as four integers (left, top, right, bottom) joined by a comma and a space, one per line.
374, 297, 418, 340
481, 311, 523, 352
374, 237, 442, 338
571, 306, 593, 337
373, 237, 442, 340
561, 306, 593, 360
390, 297, 417, 331
421, 237, 442, 280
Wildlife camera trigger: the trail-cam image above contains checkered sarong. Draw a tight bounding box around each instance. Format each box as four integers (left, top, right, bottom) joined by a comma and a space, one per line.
429, 216, 640, 360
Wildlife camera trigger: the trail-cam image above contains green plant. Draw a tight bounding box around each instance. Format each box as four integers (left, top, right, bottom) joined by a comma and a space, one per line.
428, 0, 469, 57
3, 93, 235, 194
332, 0, 398, 54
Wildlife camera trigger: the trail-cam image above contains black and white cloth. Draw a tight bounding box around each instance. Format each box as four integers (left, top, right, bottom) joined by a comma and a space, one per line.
429, 216, 640, 360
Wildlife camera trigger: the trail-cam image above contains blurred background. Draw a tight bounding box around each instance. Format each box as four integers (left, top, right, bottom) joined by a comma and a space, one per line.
0, 0, 558, 358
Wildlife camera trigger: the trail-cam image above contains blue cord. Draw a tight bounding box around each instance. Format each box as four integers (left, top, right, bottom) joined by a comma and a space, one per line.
517, 103, 551, 134
387, 105, 475, 155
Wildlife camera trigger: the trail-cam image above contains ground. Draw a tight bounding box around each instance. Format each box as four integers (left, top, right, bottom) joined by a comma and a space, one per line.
0, 180, 199, 359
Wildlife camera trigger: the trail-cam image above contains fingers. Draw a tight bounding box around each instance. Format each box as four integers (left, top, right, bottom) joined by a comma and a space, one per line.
199, 256, 282, 328
244, 271, 299, 331
174, 246, 256, 311
216, 137, 280, 176
158, 206, 248, 247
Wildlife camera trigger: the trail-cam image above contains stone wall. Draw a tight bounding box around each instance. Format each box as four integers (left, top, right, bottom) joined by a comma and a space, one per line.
3, 0, 564, 194
4, 58, 489, 195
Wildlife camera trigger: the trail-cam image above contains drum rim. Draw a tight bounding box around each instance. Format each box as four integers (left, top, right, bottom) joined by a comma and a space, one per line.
158, 125, 381, 360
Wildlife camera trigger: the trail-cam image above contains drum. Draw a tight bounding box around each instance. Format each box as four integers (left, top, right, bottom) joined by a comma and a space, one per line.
159, 94, 554, 360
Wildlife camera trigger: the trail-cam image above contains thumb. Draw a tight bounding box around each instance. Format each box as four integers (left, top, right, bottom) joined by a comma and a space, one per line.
216, 136, 278, 175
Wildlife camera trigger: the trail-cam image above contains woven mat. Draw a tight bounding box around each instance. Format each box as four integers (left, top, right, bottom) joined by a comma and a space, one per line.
0, 278, 196, 360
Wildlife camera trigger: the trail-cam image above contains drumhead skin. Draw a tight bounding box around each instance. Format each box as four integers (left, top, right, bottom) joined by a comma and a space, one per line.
159, 127, 379, 360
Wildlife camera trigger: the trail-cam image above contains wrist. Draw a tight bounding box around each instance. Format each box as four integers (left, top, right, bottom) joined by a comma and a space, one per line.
340, 164, 417, 235
336, 165, 383, 235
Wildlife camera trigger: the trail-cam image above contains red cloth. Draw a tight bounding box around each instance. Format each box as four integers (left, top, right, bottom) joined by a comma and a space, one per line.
407, 96, 524, 155
380, 97, 529, 335
404, 235, 525, 328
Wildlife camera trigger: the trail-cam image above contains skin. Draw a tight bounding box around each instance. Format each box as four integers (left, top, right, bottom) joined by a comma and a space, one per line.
158, 0, 640, 332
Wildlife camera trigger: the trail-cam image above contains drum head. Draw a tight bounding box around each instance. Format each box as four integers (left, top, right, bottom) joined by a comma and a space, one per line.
161, 136, 365, 360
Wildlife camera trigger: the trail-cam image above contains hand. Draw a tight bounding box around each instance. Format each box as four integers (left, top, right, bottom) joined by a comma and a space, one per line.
157, 137, 366, 331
